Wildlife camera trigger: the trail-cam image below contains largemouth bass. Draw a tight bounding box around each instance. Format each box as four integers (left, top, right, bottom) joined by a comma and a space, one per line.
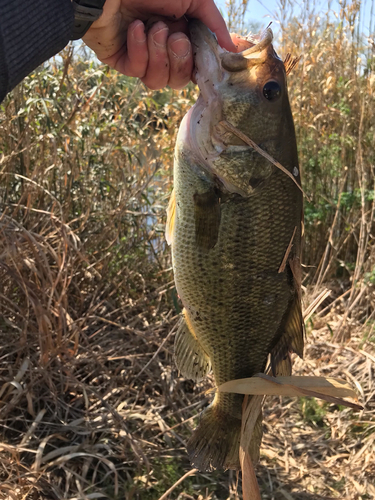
166, 21, 304, 472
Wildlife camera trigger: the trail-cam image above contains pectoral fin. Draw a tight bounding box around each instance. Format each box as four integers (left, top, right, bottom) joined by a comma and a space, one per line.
271, 296, 304, 376
174, 310, 211, 382
194, 189, 221, 251
165, 189, 176, 246
270, 348, 292, 376
285, 295, 305, 357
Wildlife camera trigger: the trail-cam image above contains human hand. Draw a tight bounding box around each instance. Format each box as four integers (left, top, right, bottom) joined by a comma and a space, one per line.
83, 0, 237, 90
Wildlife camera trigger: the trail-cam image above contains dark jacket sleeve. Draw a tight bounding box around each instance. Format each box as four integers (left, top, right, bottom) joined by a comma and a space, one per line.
0, 0, 74, 102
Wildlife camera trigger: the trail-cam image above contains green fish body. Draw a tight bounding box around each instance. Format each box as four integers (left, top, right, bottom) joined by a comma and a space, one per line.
166, 21, 304, 472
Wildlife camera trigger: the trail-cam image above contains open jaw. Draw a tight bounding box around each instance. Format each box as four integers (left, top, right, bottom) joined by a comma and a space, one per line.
175, 21, 275, 195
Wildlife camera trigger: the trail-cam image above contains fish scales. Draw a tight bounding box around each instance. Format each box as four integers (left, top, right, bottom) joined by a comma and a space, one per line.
166, 21, 304, 472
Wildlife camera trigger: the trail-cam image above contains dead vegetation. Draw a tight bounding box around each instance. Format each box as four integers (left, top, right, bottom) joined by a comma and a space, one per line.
0, 273, 374, 499
0, 0, 375, 498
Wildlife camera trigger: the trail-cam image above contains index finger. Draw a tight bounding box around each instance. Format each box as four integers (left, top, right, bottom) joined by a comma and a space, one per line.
188, 0, 237, 52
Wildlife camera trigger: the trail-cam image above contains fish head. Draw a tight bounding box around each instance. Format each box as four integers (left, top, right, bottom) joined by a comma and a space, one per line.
178, 20, 299, 196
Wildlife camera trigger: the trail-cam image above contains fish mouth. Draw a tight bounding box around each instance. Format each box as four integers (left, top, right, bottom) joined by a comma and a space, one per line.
189, 20, 275, 76
221, 27, 275, 71
179, 21, 277, 195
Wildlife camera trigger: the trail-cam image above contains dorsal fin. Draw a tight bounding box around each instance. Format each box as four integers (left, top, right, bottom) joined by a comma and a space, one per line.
284, 53, 302, 75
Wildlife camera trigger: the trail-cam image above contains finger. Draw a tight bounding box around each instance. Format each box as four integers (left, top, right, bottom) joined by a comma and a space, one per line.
101, 20, 149, 77
167, 33, 193, 90
188, 1, 237, 52
142, 21, 170, 90
123, 20, 149, 77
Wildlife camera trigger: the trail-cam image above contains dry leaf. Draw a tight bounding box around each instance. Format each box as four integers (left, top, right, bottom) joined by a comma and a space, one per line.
240, 395, 263, 500
219, 120, 309, 200
240, 449, 262, 500
219, 374, 362, 410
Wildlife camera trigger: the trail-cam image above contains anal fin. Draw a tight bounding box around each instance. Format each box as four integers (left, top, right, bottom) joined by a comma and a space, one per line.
174, 310, 211, 382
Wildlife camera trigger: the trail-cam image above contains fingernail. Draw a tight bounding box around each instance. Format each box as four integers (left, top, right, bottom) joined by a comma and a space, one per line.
170, 37, 191, 58
153, 27, 168, 47
132, 21, 146, 43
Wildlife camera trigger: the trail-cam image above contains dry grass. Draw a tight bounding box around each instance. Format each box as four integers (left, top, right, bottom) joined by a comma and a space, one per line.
0, 284, 374, 499
260, 323, 375, 499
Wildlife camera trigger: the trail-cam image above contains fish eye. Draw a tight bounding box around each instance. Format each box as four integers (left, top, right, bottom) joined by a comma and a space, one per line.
263, 81, 281, 101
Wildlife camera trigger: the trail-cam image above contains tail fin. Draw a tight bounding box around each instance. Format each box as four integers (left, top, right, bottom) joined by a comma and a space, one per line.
187, 397, 262, 471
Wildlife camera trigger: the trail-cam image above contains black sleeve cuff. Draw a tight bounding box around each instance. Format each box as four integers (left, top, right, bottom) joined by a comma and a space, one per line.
0, 0, 74, 102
